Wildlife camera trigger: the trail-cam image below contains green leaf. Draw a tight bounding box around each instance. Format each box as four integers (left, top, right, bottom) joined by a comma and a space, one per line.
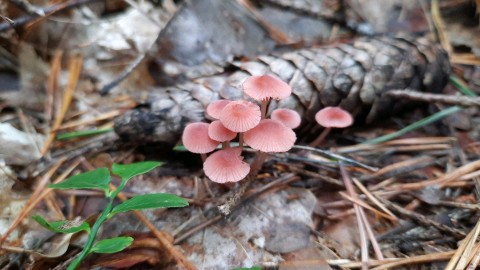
111, 161, 162, 182
49, 167, 111, 194
233, 267, 261, 270
32, 215, 90, 234
111, 193, 188, 215
90, 236, 133, 254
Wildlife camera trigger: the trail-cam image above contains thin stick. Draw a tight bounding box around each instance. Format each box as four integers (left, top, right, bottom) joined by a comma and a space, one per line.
377, 197, 466, 238
292, 145, 378, 172
0, 0, 104, 32
391, 159, 480, 190
41, 55, 83, 156
338, 192, 396, 221
445, 218, 480, 270
386, 89, 480, 107
352, 178, 398, 221
327, 251, 455, 268
339, 164, 369, 268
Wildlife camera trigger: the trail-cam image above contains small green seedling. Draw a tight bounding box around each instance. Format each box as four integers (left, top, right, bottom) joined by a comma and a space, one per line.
32, 161, 188, 270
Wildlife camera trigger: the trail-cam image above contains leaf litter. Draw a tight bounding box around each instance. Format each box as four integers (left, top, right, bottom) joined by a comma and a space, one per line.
1, 0, 480, 269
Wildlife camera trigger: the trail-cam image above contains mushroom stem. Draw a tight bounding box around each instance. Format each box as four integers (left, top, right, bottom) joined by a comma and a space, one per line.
238, 133, 244, 149
200, 153, 207, 162
309, 127, 332, 147
260, 100, 269, 119
250, 151, 267, 172
217, 151, 268, 215
222, 141, 230, 149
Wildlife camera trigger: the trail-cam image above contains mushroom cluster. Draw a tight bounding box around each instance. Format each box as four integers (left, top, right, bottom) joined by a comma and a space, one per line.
182, 74, 301, 183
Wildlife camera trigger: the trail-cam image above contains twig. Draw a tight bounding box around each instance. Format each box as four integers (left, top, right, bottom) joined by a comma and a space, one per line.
338, 192, 395, 221
386, 89, 480, 107
467, 243, 480, 269
340, 163, 384, 263
8, 0, 45, 16
236, 0, 292, 44
360, 156, 439, 182
99, 54, 147, 95
376, 197, 466, 238
352, 178, 398, 221
370, 250, 455, 270
293, 145, 378, 172
392, 159, 480, 190
445, 218, 480, 270
288, 165, 343, 186
0, 0, 104, 32
41, 55, 83, 156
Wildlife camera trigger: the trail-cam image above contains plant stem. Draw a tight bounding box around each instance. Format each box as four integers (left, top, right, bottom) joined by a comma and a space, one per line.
67, 197, 115, 270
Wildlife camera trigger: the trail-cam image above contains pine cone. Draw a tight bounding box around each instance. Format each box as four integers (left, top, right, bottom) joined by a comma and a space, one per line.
114, 36, 450, 143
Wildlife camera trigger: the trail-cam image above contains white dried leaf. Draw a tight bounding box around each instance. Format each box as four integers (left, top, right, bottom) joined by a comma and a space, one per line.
0, 123, 44, 165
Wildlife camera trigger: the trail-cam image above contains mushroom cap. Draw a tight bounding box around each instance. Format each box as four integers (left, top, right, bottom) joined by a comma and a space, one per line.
206, 100, 231, 120
182, 122, 219, 153
315, 107, 353, 128
203, 148, 250, 183
244, 119, 296, 152
243, 75, 292, 101
271, 108, 302, 129
208, 120, 237, 142
219, 100, 261, 132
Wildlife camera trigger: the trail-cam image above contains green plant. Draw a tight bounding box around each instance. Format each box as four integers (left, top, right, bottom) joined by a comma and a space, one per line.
32, 161, 188, 270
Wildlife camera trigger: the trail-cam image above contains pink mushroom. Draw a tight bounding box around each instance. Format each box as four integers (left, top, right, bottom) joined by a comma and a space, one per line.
203, 148, 250, 183
244, 119, 296, 152
310, 106, 353, 146
206, 100, 231, 120
243, 75, 292, 101
270, 108, 301, 129
182, 122, 220, 160
242, 75, 292, 119
208, 120, 237, 148
219, 100, 261, 133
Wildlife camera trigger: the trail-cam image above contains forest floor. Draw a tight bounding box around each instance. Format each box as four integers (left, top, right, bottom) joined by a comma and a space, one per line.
1, 0, 480, 269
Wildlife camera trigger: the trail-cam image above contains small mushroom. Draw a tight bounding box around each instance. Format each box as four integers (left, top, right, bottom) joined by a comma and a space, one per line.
243, 74, 292, 101
208, 120, 237, 148
310, 106, 353, 147
244, 119, 296, 152
219, 100, 261, 133
271, 108, 301, 129
206, 99, 231, 120
242, 75, 292, 119
203, 148, 250, 183
182, 122, 220, 160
